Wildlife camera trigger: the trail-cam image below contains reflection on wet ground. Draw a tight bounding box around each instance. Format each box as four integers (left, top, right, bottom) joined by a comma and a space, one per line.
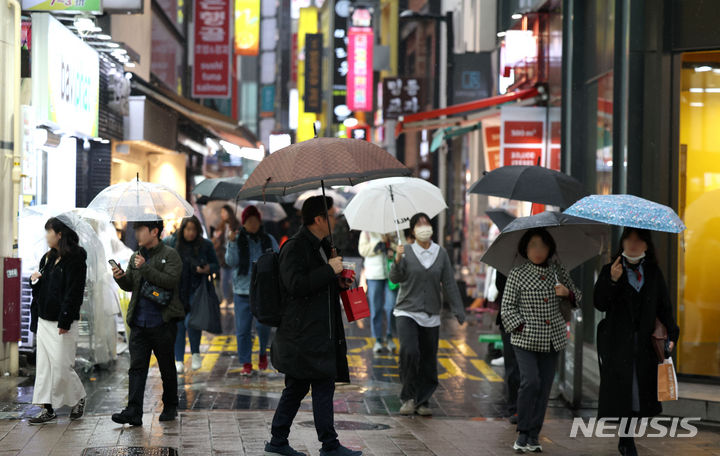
4, 306, 575, 420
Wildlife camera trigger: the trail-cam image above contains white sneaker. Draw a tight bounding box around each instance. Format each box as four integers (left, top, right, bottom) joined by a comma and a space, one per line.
191, 353, 202, 370
387, 339, 397, 353
491, 356, 505, 367
373, 341, 384, 353
399, 399, 415, 415
175, 361, 184, 374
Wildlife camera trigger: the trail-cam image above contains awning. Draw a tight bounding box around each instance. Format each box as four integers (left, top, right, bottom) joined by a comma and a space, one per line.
430, 122, 482, 152
395, 86, 542, 136
131, 79, 260, 148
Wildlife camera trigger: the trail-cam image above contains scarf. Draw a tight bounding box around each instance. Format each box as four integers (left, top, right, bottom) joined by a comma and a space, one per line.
236, 227, 273, 276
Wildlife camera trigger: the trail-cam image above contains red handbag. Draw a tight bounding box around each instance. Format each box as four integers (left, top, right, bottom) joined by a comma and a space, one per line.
340, 284, 370, 322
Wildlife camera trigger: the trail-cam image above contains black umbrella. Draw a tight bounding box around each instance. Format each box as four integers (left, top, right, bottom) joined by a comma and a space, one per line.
192, 177, 246, 203
469, 165, 587, 208
485, 209, 516, 231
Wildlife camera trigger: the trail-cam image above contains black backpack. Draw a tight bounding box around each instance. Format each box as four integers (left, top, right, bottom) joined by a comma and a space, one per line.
250, 241, 289, 327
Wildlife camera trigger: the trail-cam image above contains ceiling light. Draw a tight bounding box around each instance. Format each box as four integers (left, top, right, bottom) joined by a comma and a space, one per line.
689, 88, 704, 93
95, 34, 111, 40
690, 102, 704, 107
511, 13, 523, 20
695, 66, 712, 73
497, 31, 506, 38
343, 118, 359, 128
125, 63, 136, 68
74, 16, 95, 34
106, 42, 120, 48
705, 88, 720, 93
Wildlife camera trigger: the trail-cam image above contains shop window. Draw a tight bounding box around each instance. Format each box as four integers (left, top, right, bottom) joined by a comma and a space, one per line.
677, 51, 720, 378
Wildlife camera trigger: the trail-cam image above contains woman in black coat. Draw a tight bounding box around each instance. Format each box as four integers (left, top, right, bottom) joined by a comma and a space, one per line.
29, 217, 88, 424
594, 227, 679, 456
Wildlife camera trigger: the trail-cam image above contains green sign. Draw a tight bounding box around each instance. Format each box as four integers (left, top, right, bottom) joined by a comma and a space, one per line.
22, 0, 102, 12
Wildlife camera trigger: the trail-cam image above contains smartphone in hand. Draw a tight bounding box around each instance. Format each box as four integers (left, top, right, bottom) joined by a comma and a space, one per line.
108, 259, 123, 273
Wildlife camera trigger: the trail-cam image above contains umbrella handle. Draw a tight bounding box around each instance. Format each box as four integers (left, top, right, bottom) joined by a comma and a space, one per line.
321, 180, 336, 254
389, 185, 403, 246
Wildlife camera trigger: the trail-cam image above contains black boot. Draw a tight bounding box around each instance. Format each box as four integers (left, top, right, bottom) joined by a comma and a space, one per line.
618, 437, 637, 456
159, 407, 178, 422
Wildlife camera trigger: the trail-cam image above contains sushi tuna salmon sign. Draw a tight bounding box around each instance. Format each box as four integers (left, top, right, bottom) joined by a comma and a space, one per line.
193, 0, 232, 98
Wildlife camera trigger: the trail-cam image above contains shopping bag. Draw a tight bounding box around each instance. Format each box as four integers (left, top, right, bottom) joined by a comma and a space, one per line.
187, 277, 223, 334
657, 357, 679, 401
340, 286, 370, 322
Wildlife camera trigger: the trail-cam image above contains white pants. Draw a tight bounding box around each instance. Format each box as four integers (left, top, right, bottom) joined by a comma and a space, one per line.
33, 318, 86, 408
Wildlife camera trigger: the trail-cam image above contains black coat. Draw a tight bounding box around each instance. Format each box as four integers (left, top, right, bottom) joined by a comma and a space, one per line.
594, 260, 679, 418
30, 247, 87, 332
271, 226, 350, 382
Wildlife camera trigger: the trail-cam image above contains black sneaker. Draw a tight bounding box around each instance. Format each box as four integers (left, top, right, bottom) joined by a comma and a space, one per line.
526, 436, 542, 453
513, 432, 529, 453
319, 444, 363, 456
509, 413, 519, 425
70, 398, 86, 421
29, 409, 56, 425
159, 407, 178, 422
111, 409, 143, 426
264, 441, 307, 456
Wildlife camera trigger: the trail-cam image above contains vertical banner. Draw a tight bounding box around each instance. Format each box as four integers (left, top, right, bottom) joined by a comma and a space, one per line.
296, 7, 318, 141
347, 27, 374, 111
332, 10, 349, 124
500, 106, 546, 167
234, 0, 260, 56
304, 33, 323, 113
482, 115, 501, 172
193, 0, 232, 98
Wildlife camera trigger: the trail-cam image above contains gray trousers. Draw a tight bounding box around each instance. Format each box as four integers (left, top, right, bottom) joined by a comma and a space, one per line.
514, 346, 559, 438
396, 316, 439, 407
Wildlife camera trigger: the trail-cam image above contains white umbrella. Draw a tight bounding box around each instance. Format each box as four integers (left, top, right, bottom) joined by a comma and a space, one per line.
86, 177, 194, 222
344, 177, 447, 242
293, 188, 350, 211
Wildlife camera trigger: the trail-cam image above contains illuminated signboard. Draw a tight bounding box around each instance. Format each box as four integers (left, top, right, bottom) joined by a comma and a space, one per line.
235, 0, 260, 56
347, 27, 373, 111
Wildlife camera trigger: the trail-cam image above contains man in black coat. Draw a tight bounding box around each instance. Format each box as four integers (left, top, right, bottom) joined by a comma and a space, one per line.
265, 196, 361, 456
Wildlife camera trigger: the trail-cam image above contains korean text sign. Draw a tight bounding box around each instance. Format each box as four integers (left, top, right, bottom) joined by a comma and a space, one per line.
193, 0, 232, 98
347, 27, 374, 111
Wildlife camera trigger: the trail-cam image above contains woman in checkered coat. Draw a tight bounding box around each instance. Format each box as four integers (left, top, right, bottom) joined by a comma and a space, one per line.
500, 228, 581, 453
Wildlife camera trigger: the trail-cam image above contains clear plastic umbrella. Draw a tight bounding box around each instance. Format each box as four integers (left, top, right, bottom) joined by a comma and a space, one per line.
293, 188, 350, 212
86, 177, 194, 222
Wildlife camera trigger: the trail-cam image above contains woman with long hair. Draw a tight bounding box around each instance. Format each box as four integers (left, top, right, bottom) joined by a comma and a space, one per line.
29, 217, 88, 424
213, 204, 240, 305
594, 228, 679, 456
164, 216, 219, 373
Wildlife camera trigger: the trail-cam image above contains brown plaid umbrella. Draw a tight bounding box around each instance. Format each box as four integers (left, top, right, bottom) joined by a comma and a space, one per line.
236, 137, 410, 250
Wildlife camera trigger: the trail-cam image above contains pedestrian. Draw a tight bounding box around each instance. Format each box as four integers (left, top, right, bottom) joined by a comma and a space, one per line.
265, 196, 361, 456
213, 204, 239, 306
111, 220, 184, 426
493, 269, 521, 424
594, 228, 679, 456
358, 231, 399, 353
226, 205, 279, 375
500, 227, 581, 452
164, 215, 220, 373
389, 213, 466, 417
28, 217, 88, 424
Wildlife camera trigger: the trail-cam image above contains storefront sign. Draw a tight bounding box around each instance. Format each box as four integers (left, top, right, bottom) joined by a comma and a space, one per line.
452, 52, 493, 105
500, 106, 561, 168
22, 0, 101, 12
234, 0, 260, 56
347, 27, 373, 112
304, 33, 323, 113
193, 0, 232, 98
347, 125, 370, 141
31, 14, 99, 137
332, 8, 349, 124
382, 77, 423, 120
482, 117, 501, 171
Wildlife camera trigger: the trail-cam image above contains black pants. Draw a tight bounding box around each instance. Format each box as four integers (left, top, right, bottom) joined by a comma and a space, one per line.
271, 376, 338, 451
501, 328, 520, 415
127, 323, 178, 415
514, 346, 559, 438
396, 316, 439, 406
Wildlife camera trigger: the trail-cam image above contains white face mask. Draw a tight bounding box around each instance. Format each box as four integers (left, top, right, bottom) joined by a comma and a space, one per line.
622, 251, 646, 263
414, 226, 433, 242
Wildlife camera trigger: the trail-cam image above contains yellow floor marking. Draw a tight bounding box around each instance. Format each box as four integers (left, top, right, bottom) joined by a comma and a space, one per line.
348, 337, 375, 353
438, 339, 454, 350
438, 358, 484, 381
149, 354, 157, 368
452, 339, 479, 358
471, 359, 503, 382
372, 364, 398, 369
347, 355, 366, 368
196, 353, 219, 373
383, 373, 399, 377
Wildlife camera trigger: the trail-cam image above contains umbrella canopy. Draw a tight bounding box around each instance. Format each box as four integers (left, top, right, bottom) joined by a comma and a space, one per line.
344, 177, 447, 236
87, 178, 194, 222
238, 200, 288, 222
563, 194, 686, 233
468, 165, 587, 208
485, 209, 516, 231
294, 188, 350, 211
192, 177, 246, 203
236, 137, 411, 200
481, 211, 609, 275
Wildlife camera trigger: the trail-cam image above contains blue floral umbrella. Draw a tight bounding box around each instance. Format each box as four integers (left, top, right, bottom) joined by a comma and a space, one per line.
563, 194, 686, 233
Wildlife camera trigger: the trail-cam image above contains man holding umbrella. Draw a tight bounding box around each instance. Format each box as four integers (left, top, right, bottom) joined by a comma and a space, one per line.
265, 196, 361, 456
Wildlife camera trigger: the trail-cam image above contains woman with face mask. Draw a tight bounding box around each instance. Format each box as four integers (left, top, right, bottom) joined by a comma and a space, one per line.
594, 228, 679, 456
501, 228, 581, 453
389, 213, 466, 417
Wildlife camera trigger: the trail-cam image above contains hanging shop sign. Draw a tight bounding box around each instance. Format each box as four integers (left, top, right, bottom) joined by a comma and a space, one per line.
31, 14, 99, 137
304, 33, 323, 113
347, 27, 373, 111
500, 106, 561, 169
22, 0, 101, 12
332, 6, 349, 124
347, 125, 370, 141
482, 116, 501, 172
382, 77, 424, 120
452, 52, 493, 105
193, 0, 232, 98
234, 0, 260, 56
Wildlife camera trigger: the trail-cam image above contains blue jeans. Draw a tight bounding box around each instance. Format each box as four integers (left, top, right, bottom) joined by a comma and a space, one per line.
174, 315, 202, 361
366, 279, 397, 341
220, 266, 233, 302
234, 295, 271, 364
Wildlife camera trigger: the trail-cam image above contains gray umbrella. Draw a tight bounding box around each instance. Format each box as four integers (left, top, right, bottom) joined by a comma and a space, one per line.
481, 211, 609, 275
192, 177, 246, 203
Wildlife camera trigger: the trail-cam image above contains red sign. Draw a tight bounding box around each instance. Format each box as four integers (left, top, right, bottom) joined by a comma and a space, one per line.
503, 147, 542, 166
503, 121, 543, 144
485, 125, 501, 148
192, 0, 232, 98
549, 121, 561, 170
347, 27, 374, 111
348, 125, 370, 141
3, 258, 21, 343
